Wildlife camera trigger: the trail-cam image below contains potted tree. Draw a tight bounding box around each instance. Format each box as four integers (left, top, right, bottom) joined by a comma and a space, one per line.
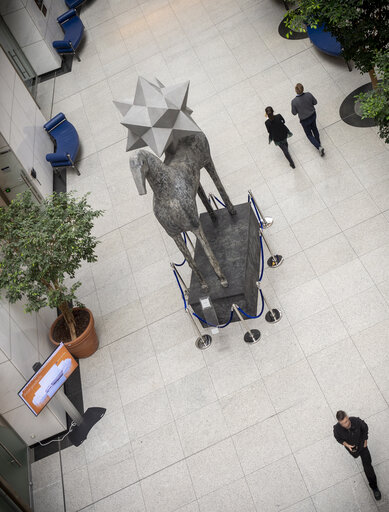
0, 191, 103, 358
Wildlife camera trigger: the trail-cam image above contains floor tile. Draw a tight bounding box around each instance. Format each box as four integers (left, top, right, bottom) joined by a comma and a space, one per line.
197, 478, 255, 512
207, 349, 261, 398
344, 214, 389, 256
233, 416, 291, 475
63, 465, 93, 512
330, 191, 380, 231
293, 306, 348, 356
157, 338, 206, 384
176, 401, 229, 456
279, 394, 334, 452
264, 359, 322, 412
123, 387, 174, 440
294, 436, 359, 494
109, 326, 155, 374
132, 422, 184, 478
312, 473, 377, 512
246, 454, 308, 511
278, 278, 331, 325
220, 379, 275, 435
292, 209, 341, 250
335, 286, 389, 336
88, 444, 138, 501
319, 258, 374, 304
251, 326, 304, 377
116, 355, 164, 405
305, 232, 357, 276
93, 483, 145, 512
187, 439, 244, 497
141, 461, 195, 512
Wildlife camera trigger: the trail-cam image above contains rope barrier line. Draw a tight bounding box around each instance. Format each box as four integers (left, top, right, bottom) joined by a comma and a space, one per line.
236, 289, 265, 319
213, 195, 226, 208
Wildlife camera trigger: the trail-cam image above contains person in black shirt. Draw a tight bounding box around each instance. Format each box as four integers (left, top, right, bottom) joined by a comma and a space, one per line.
265, 106, 295, 169
333, 410, 381, 500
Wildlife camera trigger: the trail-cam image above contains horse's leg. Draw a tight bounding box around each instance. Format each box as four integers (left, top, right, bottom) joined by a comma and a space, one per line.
197, 183, 216, 221
204, 158, 236, 215
172, 234, 208, 291
192, 225, 228, 288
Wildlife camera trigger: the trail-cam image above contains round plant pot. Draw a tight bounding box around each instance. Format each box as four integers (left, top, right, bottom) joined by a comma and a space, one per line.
49, 307, 98, 358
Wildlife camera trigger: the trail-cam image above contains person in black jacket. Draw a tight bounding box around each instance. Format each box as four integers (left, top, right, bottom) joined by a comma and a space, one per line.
333, 410, 381, 500
265, 106, 295, 169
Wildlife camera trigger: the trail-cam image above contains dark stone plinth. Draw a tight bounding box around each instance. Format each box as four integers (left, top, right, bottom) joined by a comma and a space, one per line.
188, 202, 260, 325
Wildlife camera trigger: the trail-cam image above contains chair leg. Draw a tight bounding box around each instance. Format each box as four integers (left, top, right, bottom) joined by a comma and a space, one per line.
66, 154, 81, 176
74, 51, 81, 62
346, 60, 352, 72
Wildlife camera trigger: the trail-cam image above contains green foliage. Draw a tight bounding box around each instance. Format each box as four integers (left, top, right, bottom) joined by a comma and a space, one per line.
284, 0, 389, 75
357, 51, 389, 144
0, 191, 103, 322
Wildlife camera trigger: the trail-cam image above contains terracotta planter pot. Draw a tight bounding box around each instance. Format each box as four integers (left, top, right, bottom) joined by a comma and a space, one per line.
49, 307, 98, 358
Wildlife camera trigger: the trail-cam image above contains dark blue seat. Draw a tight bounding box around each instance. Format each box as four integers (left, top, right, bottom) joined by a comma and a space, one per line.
65, 0, 85, 8
53, 9, 84, 61
44, 113, 80, 175
306, 24, 342, 57
306, 24, 352, 71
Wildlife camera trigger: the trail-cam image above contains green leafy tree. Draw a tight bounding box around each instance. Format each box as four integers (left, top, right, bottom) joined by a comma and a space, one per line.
284, 0, 389, 87
357, 51, 389, 143
0, 191, 103, 340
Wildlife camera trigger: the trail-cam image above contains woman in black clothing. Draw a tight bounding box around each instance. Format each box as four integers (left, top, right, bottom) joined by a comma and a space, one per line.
265, 106, 295, 168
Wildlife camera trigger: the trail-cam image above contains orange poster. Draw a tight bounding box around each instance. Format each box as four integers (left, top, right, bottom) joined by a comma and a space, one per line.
18, 343, 78, 416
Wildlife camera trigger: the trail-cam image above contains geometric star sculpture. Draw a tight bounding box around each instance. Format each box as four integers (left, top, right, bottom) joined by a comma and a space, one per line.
113, 77, 202, 157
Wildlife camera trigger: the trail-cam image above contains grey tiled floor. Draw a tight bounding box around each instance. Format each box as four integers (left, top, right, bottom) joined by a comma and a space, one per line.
32, 0, 389, 511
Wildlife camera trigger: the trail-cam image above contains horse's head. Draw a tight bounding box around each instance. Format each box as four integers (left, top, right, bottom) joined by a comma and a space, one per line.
129, 151, 148, 195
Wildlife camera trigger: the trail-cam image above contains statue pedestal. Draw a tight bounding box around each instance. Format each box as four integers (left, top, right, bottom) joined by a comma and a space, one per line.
188, 202, 260, 325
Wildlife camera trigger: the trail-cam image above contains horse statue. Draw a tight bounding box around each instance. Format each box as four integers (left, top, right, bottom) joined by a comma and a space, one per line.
130, 132, 236, 290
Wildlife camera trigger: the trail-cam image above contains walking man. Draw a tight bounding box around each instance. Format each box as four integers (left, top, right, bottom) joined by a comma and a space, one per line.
333, 410, 381, 500
291, 83, 324, 156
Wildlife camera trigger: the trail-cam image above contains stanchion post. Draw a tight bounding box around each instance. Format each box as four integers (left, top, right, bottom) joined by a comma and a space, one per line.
248, 189, 273, 228
185, 231, 195, 253
208, 193, 219, 210
259, 228, 283, 268
256, 281, 282, 323
186, 305, 212, 350
232, 304, 261, 343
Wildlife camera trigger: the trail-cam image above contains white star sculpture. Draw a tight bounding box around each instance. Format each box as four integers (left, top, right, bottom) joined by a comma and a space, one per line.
114, 77, 202, 157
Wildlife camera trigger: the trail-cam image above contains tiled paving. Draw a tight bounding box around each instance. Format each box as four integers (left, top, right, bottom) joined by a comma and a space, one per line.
32, 0, 389, 510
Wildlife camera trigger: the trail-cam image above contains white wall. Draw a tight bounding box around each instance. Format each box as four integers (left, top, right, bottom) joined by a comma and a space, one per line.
0, 47, 54, 198
0, 0, 64, 75
0, 45, 68, 445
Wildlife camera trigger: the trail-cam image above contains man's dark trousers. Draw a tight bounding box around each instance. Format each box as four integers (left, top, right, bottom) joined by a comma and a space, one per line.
300, 112, 320, 149
349, 447, 378, 489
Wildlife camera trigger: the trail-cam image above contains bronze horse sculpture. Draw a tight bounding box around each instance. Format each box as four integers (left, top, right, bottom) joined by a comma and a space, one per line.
130, 132, 236, 290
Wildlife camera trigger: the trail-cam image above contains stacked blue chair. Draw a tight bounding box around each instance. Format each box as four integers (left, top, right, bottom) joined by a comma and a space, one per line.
44, 113, 80, 176
53, 9, 84, 61
306, 24, 352, 70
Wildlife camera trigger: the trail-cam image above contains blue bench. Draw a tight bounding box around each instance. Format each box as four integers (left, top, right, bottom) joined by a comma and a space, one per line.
44, 113, 80, 176
53, 9, 84, 61
306, 24, 352, 70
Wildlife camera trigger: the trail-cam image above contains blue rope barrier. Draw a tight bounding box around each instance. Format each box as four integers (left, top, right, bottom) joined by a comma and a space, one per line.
192, 309, 234, 329
173, 232, 187, 267
214, 196, 226, 208
236, 289, 265, 319
173, 269, 187, 309
259, 232, 264, 282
